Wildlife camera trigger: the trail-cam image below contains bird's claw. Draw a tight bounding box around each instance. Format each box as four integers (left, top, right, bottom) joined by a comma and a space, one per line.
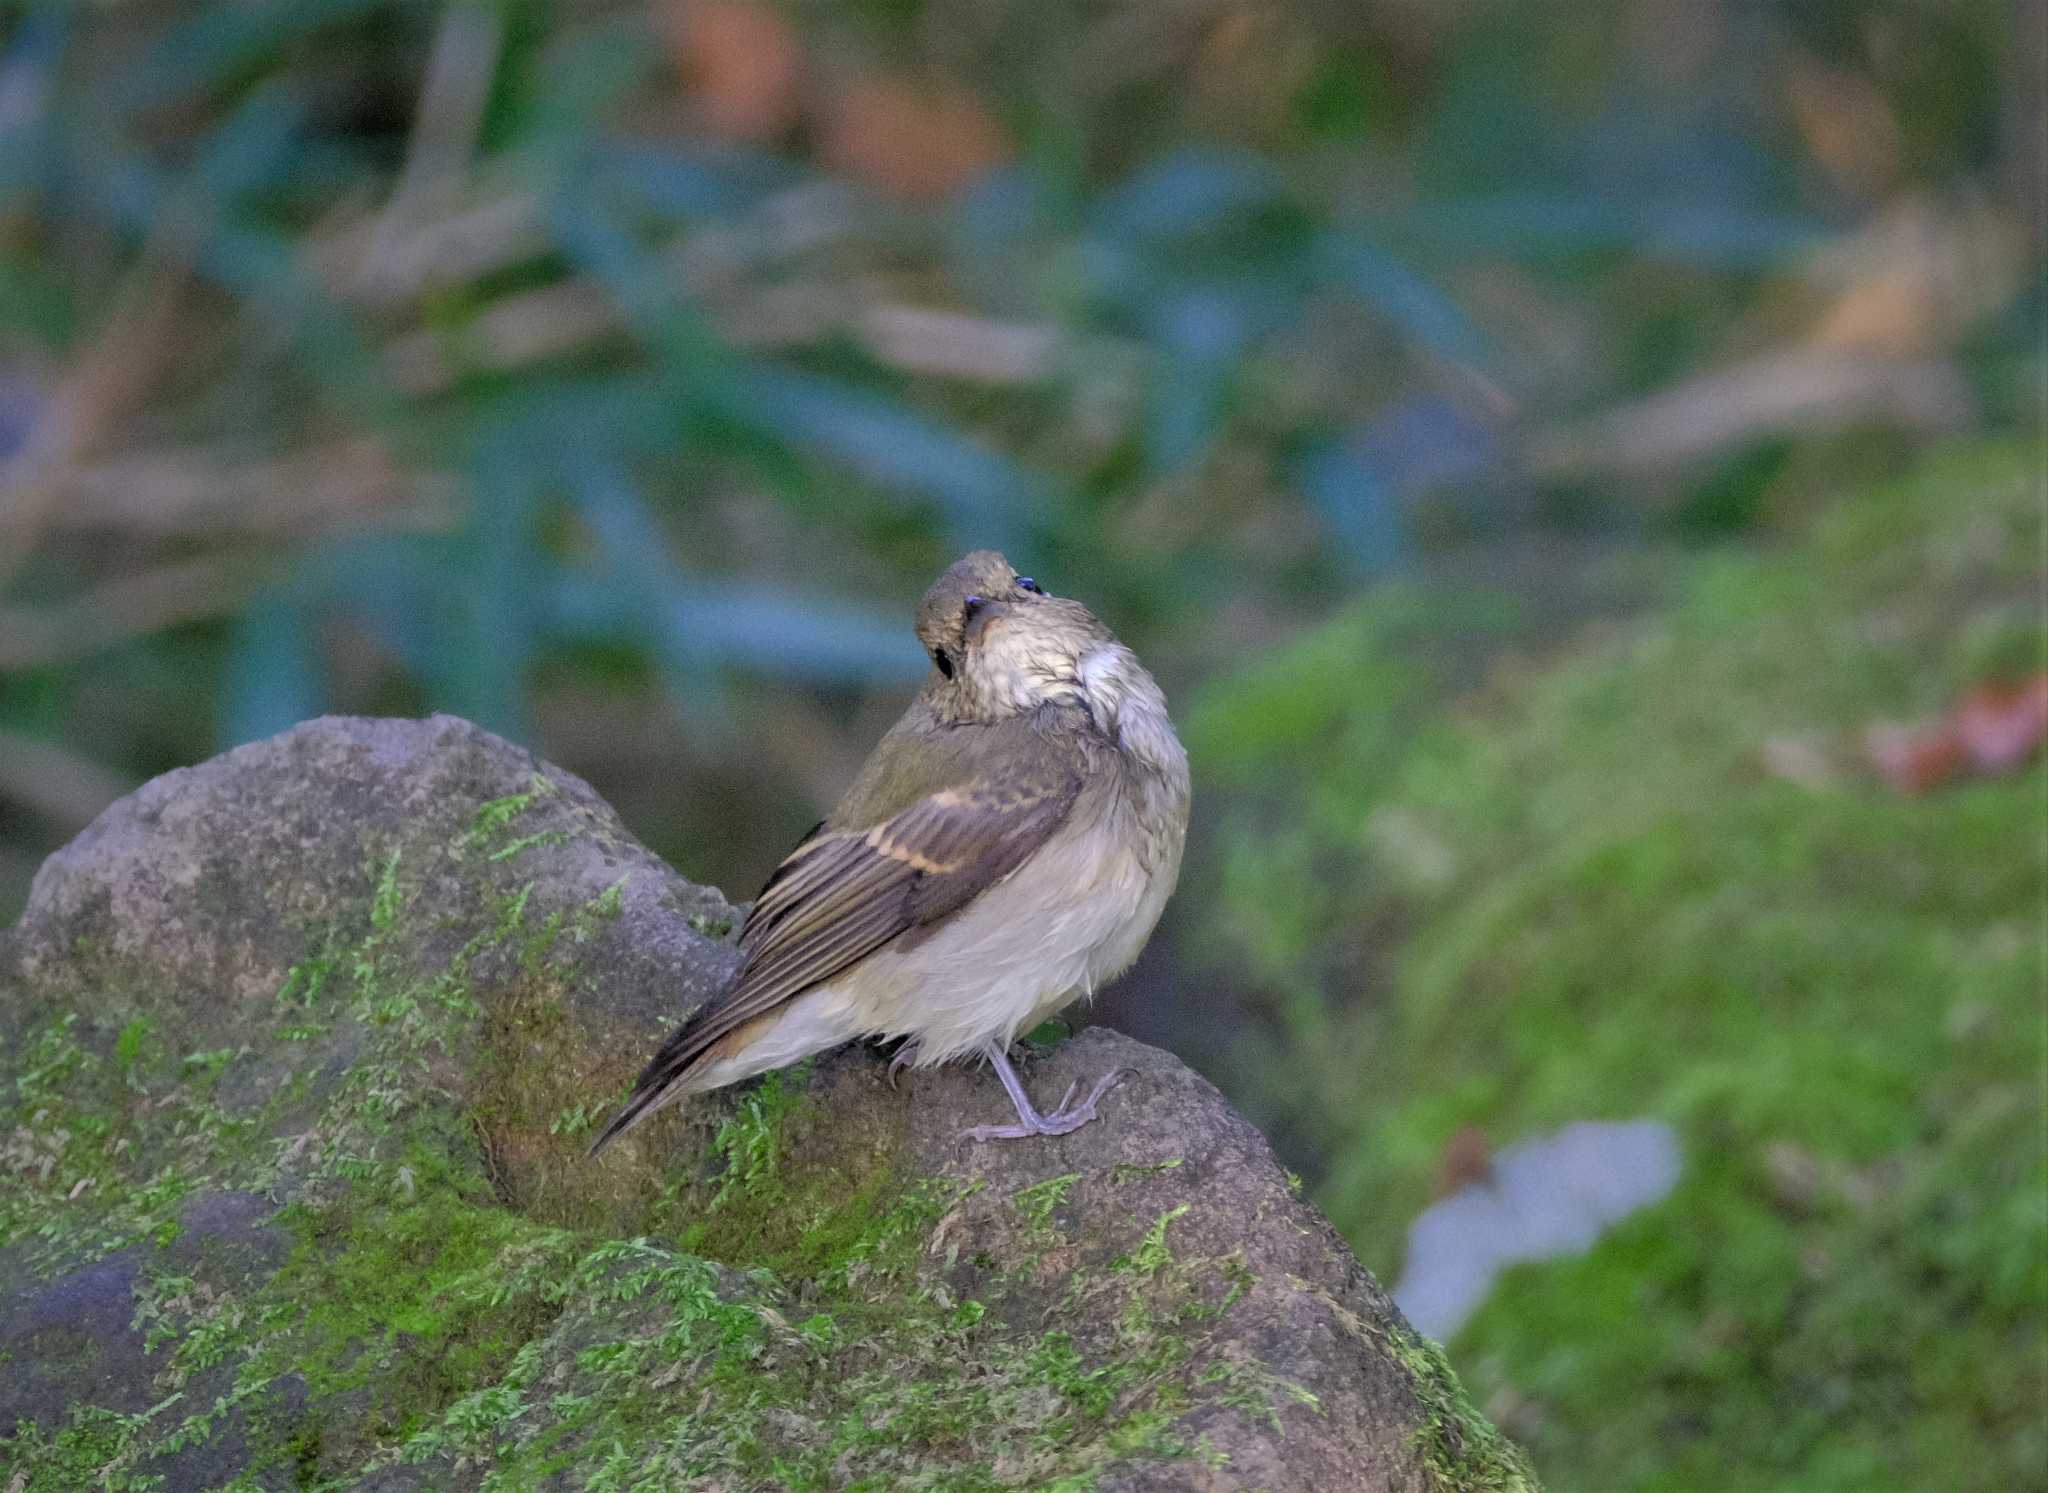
960, 1067, 1133, 1144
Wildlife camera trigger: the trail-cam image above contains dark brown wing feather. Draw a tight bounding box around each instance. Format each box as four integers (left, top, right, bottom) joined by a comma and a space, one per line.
588, 768, 1078, 1153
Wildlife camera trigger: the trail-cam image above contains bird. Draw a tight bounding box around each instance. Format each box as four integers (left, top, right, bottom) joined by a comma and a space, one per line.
589, 550, 1190, 1153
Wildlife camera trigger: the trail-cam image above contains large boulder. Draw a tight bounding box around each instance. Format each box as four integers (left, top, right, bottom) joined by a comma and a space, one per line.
0, 715, 1536, 1491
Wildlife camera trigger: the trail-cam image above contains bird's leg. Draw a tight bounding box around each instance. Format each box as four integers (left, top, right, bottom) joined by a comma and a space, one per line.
961, 1040, 1131, 1142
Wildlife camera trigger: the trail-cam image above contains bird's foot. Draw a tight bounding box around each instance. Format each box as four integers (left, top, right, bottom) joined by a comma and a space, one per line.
961, 1067, 1133, 1143
886, 1041, 921, 1091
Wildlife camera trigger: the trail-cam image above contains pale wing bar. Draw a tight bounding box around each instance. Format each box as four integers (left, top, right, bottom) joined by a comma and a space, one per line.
588, 772, 1078, 1153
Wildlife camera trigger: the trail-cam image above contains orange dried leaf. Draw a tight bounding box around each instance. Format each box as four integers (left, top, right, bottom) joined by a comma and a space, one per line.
822, 74, 1013, 202
1434, 1125, 1493, 1198
1954, 674, 2048, 773
1864, 674, 2047, 794
661, 0, 805, 143
1786, 61, 1903, 197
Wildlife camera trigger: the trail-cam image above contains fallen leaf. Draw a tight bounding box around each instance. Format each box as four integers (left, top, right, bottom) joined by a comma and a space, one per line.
1810, 266, 1940, 357
821, 74, 1013, 201
1954, 674, 2048, 772
1786, 60, 1903, 197
1865, 719, 1965, 795
1866, 673, 2048, 794
1434, 1124, 1492, 1198
1806, 196, 2026, 357
661, 0, 805, 143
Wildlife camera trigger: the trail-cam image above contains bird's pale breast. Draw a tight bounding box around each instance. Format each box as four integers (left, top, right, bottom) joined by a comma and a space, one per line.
826, 793, 1178, 1063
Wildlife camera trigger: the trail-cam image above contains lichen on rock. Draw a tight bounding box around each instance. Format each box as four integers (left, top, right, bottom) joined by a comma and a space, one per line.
0, 715, 1536, 1491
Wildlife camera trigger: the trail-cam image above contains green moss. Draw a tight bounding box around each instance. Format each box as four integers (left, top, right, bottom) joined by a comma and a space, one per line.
1013, 1171, 1081, 1229
112, 1017, 153, 1071
1115, 1203, 1190, 1278
1195, 437, 2044, 1490
0, 1003, 271, 1265
488, 829, 571, 862
1, 1402, 182, 1492
348, 1163, 1283, 1491
706, 1064, 809, 1209
674, 1108, 917, 1282
258, 1148, 570, 1430
464, 776, 558, 845
1385, 1325, 1542, 1493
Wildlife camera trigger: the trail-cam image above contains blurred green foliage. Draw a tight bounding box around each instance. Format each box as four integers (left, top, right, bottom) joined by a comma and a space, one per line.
1186, 438, 2043, 1488
0, 3, 2028, 896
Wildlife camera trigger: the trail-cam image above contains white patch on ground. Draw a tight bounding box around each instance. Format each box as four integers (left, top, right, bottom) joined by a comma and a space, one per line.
1393, 1119, 1683, 1341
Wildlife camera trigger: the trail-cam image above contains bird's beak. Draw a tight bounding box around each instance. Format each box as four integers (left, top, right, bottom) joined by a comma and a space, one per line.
964, 599, 1009, 646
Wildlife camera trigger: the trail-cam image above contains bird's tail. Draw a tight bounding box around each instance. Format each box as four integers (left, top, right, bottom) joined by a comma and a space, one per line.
586, 1021, 706, 1157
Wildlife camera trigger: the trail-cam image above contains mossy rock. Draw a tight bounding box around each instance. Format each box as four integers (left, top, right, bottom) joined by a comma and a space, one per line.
0, 715, 1535, 1491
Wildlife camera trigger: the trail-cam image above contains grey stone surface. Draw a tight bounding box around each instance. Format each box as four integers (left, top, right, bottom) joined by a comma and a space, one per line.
0, 715, 1535, 1491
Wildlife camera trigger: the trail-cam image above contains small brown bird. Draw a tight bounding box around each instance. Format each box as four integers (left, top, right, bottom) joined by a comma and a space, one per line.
590, 551, 1190, 1152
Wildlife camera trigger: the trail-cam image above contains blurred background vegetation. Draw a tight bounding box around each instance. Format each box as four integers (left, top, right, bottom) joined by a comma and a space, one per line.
0, 0, 2039, 1487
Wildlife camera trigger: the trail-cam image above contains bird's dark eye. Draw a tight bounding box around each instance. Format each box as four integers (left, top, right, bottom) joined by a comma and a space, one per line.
931, 648, 954, 679
961, 594, 985, 620
1016, 576, 1043, 594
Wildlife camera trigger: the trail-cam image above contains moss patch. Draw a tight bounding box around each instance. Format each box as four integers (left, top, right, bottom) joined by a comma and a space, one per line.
1384, 1323, 1540, 1493
1191, 437, 2044, 1491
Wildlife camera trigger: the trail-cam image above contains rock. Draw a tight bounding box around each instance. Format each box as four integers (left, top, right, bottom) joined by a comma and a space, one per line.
0, 715, 1536, 1491
0, 1191, 293, 1491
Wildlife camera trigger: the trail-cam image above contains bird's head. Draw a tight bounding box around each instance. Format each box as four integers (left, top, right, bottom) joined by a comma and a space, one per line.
914, 551, 1112, 722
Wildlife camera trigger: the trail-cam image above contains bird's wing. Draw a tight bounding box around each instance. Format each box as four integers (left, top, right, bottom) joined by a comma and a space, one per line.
589, 760, 1079, 1152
